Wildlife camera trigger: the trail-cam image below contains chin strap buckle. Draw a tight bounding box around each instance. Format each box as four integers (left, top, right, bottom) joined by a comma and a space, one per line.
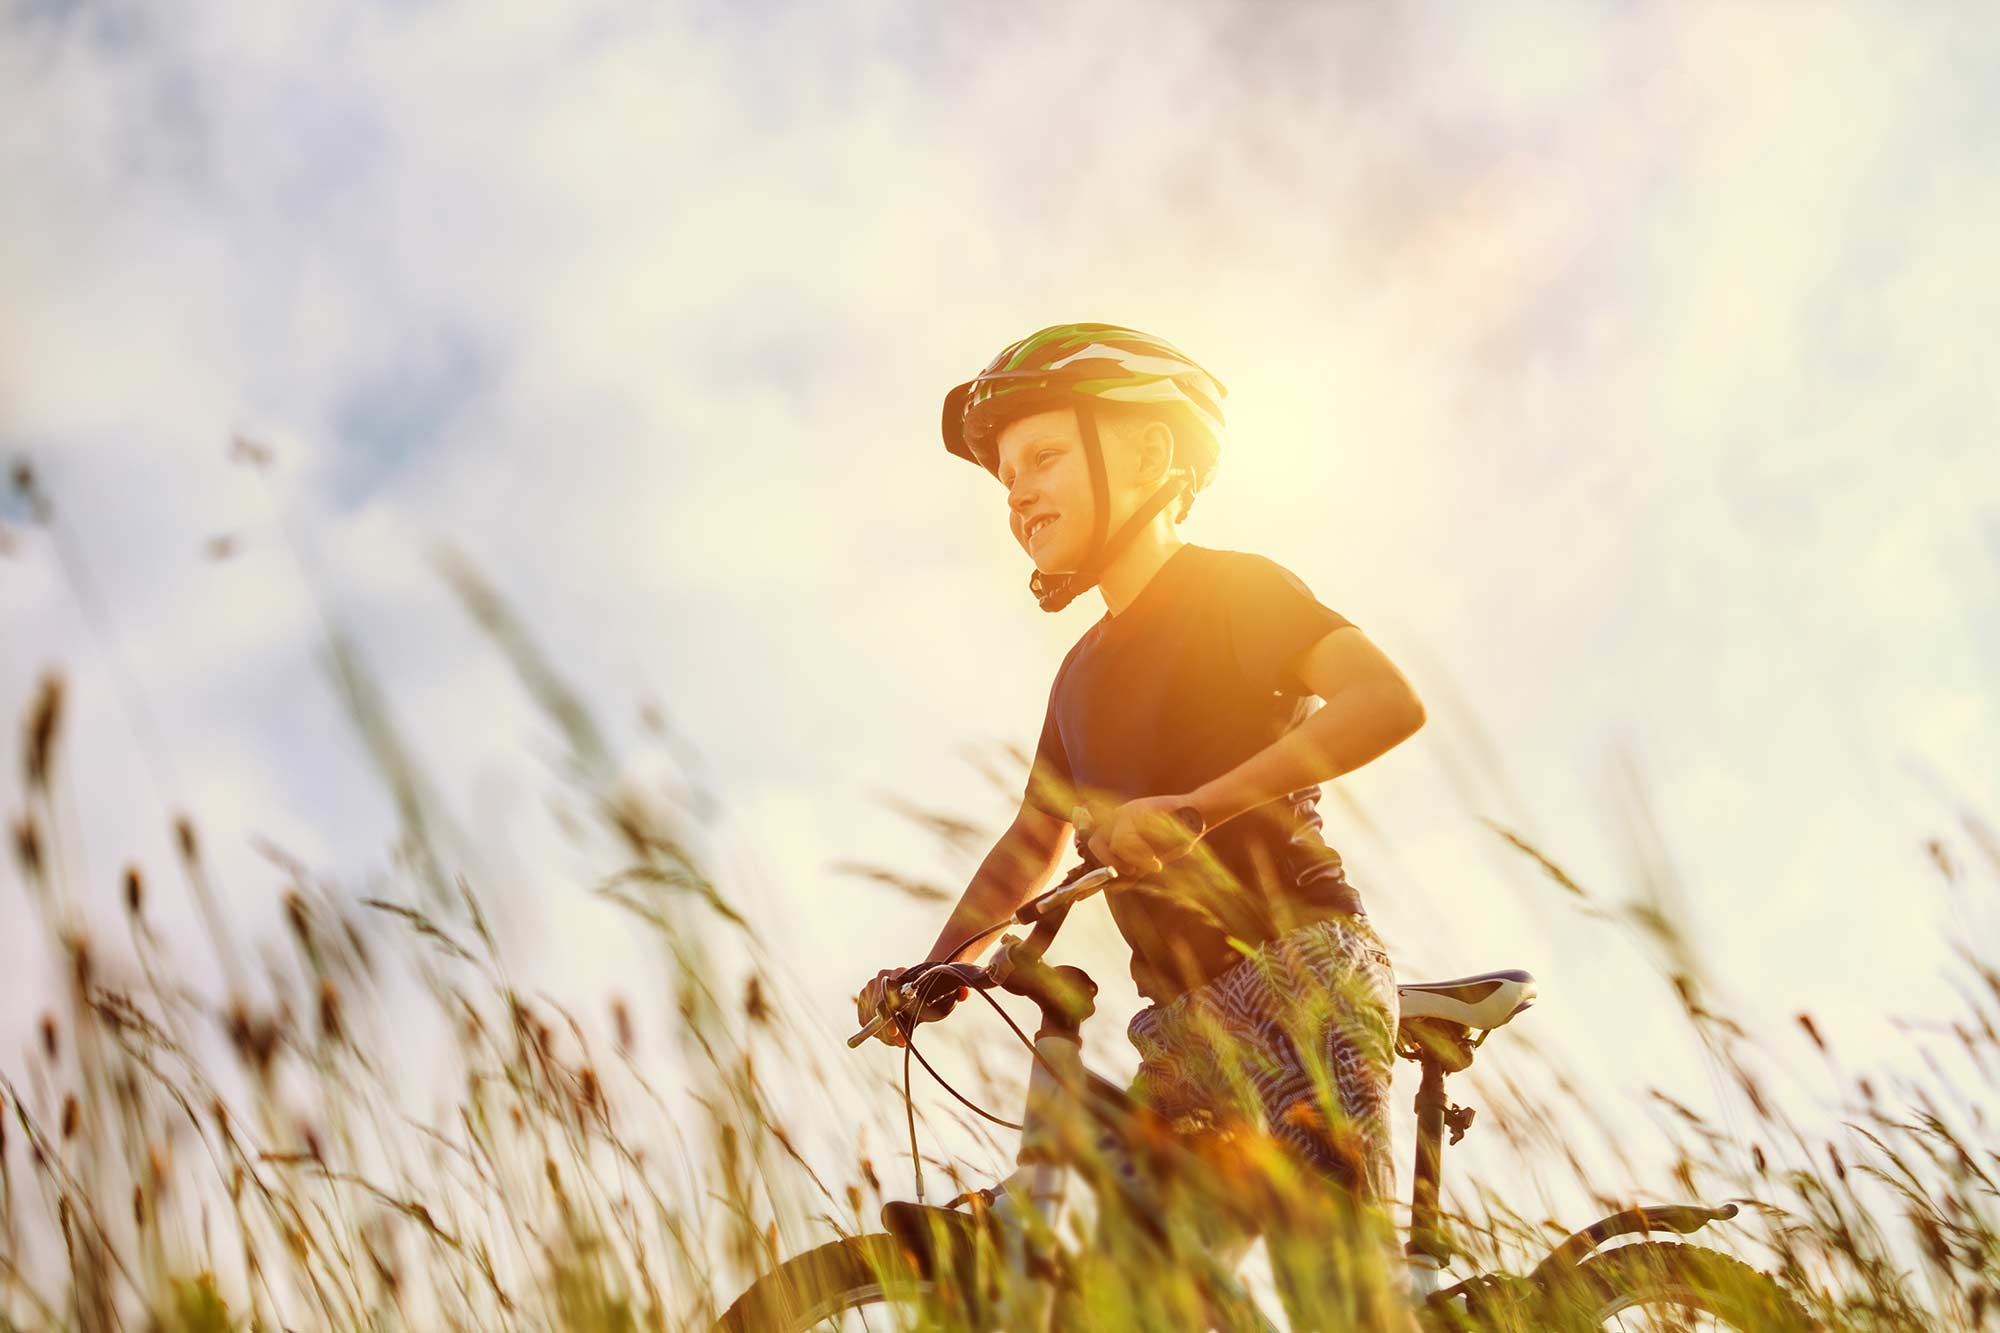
1029, 568, 1078, 612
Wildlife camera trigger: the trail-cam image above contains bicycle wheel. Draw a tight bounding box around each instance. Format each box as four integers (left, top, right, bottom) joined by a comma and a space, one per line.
1554, 1240, 1815, 1331
715, 1234, 942, 1332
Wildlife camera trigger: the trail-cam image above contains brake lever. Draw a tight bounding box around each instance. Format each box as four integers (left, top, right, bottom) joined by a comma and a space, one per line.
985, 933, 1025, 986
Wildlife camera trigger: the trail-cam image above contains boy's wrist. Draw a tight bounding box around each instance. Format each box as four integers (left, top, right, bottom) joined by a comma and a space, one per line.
1184, 785, 1234, 834
1170, 802, 1207, 839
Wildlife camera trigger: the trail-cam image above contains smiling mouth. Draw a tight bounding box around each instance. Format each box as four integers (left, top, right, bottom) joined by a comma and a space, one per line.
1025, 514, 1060, 542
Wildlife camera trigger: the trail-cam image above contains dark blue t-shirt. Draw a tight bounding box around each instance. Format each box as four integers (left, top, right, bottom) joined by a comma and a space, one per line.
1025, 543, 1368, 1004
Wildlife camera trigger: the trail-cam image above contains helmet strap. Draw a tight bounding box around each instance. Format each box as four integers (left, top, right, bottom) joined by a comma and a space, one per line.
1083, 403, 1111, 556
1029, 403, 1189, 613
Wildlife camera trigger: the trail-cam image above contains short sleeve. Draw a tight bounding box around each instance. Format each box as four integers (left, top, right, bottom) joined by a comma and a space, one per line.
1225, 554, 1356, 697
1023, 673, 1076, 820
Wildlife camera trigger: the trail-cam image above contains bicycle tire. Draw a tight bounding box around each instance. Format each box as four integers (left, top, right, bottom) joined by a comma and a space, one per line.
714, 1234, 940, 1332
1550, 1240, 1816, 1331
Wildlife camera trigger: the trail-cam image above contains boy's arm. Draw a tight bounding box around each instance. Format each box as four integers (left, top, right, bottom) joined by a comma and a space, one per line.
1189, 627, 1425, 833
921, 801, 1073, 964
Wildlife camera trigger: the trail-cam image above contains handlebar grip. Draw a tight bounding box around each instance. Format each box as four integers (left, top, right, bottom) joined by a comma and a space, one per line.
847, 1013, 890, 1048
1015, 863, 1119, 923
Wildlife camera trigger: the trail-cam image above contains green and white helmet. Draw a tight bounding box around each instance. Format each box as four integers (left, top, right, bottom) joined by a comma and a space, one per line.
942, 322, 1226, 488
940, 322, 1228, 611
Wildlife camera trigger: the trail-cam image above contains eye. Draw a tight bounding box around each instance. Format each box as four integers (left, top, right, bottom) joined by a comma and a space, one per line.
1037, 448, 1059, 467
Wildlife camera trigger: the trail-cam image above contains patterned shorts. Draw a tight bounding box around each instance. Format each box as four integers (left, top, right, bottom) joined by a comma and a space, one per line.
1122, 914, 1400, 1203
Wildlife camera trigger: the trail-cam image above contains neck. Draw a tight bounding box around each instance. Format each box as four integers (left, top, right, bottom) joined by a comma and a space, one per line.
1096, 518, 1185, 617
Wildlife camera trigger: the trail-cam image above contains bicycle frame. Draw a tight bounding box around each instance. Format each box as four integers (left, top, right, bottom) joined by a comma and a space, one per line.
859, 864, 1750, 1329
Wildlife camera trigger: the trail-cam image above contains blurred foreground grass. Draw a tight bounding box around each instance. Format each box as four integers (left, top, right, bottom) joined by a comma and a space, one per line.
2, 463, 1996, 1329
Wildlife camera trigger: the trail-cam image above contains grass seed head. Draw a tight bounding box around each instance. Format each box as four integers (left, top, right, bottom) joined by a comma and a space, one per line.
12, 815, 41, 882
283, 891, 310, 949
226, 1001, 280, 1075
317, 979, 343, 1045
1798, 1011, 1827, 1054
744, 974, 770, 1026
123, 865, 144, 917
63, 927, 93, 992
611, 995, 634, 1055
24, 672, 62, 791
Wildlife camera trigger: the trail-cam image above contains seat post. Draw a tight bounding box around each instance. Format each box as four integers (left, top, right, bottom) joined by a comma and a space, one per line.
1405, 1053, 1452, 1277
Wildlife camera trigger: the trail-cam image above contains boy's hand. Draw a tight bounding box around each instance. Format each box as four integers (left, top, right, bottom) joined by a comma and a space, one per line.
853, 968, 908, 1047
1080, 795, 1205, 879
853, 967, 969, 1047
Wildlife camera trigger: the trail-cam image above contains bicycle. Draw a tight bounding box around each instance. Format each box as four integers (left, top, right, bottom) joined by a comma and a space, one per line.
718, 862, 1814, 1331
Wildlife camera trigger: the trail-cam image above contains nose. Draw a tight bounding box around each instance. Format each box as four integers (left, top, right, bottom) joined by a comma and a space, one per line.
1009, 483, 1038, 518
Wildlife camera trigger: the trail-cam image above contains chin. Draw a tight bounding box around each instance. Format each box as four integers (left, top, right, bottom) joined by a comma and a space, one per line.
1030, 545, 1082, 575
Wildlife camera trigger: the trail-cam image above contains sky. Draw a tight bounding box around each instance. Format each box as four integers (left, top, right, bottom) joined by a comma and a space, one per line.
3, 0, 1998, 1269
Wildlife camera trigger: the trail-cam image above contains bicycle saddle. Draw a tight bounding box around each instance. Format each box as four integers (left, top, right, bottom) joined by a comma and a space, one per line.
1398, 969, 1537, 1029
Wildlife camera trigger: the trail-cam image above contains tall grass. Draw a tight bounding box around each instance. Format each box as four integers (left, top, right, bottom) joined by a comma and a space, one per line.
2, 456, 1994, 1329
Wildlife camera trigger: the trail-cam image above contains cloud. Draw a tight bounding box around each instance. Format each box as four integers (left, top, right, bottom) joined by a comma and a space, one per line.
3, 0, 1997, 1230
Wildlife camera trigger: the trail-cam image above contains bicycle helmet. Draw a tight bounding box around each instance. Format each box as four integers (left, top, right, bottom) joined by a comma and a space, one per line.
941, 322, 1227, 612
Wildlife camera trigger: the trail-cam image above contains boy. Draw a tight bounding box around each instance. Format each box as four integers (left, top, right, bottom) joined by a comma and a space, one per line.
856, 322, 1427, 1324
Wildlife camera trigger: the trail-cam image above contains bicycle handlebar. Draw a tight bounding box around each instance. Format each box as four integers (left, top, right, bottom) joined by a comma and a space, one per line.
848, 864, 1120, 1047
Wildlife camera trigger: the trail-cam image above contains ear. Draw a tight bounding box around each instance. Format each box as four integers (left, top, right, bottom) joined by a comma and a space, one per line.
1132, 418, 1178, 487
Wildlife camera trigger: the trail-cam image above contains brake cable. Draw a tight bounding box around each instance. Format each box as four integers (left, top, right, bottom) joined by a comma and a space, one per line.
898, 977, 1029, 1130
893, 964, 1062, 1199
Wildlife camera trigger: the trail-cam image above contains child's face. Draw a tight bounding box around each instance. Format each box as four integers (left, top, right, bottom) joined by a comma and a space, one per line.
995, 408, 1098, 573
995, 407, 1165, 573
